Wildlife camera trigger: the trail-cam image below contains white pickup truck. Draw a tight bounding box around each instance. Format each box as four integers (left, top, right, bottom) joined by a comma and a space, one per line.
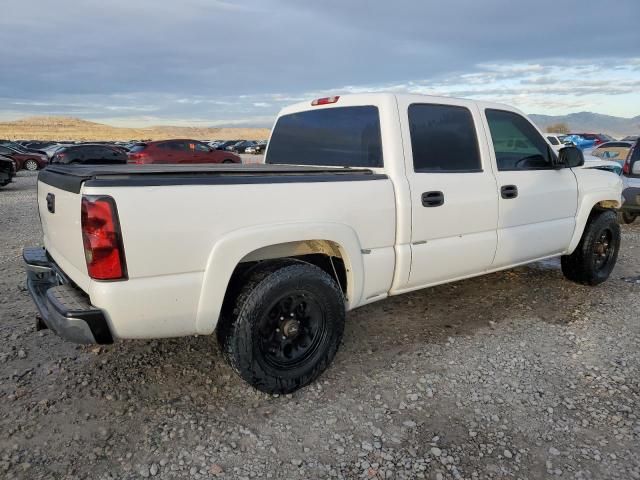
25, 93, 623, 393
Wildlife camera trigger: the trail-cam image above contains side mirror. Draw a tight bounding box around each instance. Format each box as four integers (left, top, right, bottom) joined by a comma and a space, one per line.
558, 146, 584, 168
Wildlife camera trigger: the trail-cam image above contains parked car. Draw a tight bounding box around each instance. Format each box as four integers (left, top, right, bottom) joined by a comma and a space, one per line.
544, 133, 569, 153
591, 141, 633, 164
1, 140, 48, 156
25, 141, 58, 150
0, 155, 17, 187
228, 141, 257, 153
244, 145, 258, 154
25, 93, 622, 394
0, 145, 48, 171
50, 144, 128, 165
569, 133, 614, 146
562, 135, 597, 150
214, 140, 242, 151
127, 140, 241, 164
582, 156, 623, 175
619, 138, 640, 224
621, 135, 638, 142
246, 141, 268, 154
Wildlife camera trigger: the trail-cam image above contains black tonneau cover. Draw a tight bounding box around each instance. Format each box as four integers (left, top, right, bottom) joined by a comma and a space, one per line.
39, 164, 387, 193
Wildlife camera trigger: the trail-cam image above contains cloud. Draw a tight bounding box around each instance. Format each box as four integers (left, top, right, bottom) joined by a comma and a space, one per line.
0, 0, 638, 124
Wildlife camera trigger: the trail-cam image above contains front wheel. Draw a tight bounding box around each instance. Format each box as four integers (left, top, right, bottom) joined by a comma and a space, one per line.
222, 159, 234, 164
561, 210, 620, 285
217, 261, 345, 394
24, 159, 39, 171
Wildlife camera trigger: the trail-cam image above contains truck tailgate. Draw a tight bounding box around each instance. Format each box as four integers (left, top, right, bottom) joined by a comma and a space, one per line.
37, 180, 90, 291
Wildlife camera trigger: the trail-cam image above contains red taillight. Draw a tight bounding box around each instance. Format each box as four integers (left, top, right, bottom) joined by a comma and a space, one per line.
81, 196, 127, 280
128, 152, 148, 164
311, 95, 340, 106
623, 146, 634, 174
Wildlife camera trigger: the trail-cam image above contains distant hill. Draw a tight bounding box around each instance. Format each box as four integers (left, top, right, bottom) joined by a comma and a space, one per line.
529, 112, 640, 138
0, 116, 271, 142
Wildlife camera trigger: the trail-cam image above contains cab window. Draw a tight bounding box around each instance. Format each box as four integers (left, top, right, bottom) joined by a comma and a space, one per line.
486, 109, 554, 171
408, 103, 482, 172
266, 106, 383, 168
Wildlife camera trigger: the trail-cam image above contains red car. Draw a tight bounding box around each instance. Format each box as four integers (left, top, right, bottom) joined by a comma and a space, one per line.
0, 145, 48, 171
128, 140, 242, 165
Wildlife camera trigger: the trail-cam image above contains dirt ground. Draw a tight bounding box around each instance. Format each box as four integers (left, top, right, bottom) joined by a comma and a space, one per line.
1, 172, 638, 480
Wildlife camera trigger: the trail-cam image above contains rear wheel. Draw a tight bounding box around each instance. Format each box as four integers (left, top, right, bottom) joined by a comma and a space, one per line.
561, 210, 620, 285
217, 261, 345, 394
24, 159, 39, 171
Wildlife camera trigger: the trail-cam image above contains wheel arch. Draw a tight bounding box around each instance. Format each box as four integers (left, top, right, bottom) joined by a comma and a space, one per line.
568, 194, 622, 253
195, 222, 365, 334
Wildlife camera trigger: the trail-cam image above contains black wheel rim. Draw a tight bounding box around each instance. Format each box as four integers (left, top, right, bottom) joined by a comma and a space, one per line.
593, 228, 614, 271
258, 292, 327, 370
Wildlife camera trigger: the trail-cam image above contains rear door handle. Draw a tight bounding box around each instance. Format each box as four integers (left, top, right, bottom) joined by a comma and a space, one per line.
422, 191, 444, 207
501, 185, 518, 199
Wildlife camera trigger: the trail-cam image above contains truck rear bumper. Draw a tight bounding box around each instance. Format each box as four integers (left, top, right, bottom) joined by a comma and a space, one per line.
23, 247, 113, 344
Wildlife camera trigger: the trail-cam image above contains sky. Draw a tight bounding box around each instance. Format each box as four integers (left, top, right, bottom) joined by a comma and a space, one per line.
0, 0, 639, 127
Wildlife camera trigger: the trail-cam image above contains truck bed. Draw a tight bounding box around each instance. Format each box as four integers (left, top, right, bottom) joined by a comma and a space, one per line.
39, 164, 386, 193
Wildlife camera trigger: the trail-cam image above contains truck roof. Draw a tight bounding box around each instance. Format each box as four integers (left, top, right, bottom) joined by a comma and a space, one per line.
279, 93, 523, 117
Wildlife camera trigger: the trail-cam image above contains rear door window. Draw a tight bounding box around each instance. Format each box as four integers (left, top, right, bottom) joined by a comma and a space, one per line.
408, 103, 481, 172
266, 106, 383, 168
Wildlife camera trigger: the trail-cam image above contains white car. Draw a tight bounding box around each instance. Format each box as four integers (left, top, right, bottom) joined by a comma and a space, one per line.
544, 133, 569, 153
25, 93, 622, 393
582, 155, 623, 175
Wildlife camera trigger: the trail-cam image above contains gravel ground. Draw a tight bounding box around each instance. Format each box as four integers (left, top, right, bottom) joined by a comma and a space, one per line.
1, 172, 639, 480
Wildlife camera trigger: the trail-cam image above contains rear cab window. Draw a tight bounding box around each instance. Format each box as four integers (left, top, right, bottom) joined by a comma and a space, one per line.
265, 106, 383, 168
